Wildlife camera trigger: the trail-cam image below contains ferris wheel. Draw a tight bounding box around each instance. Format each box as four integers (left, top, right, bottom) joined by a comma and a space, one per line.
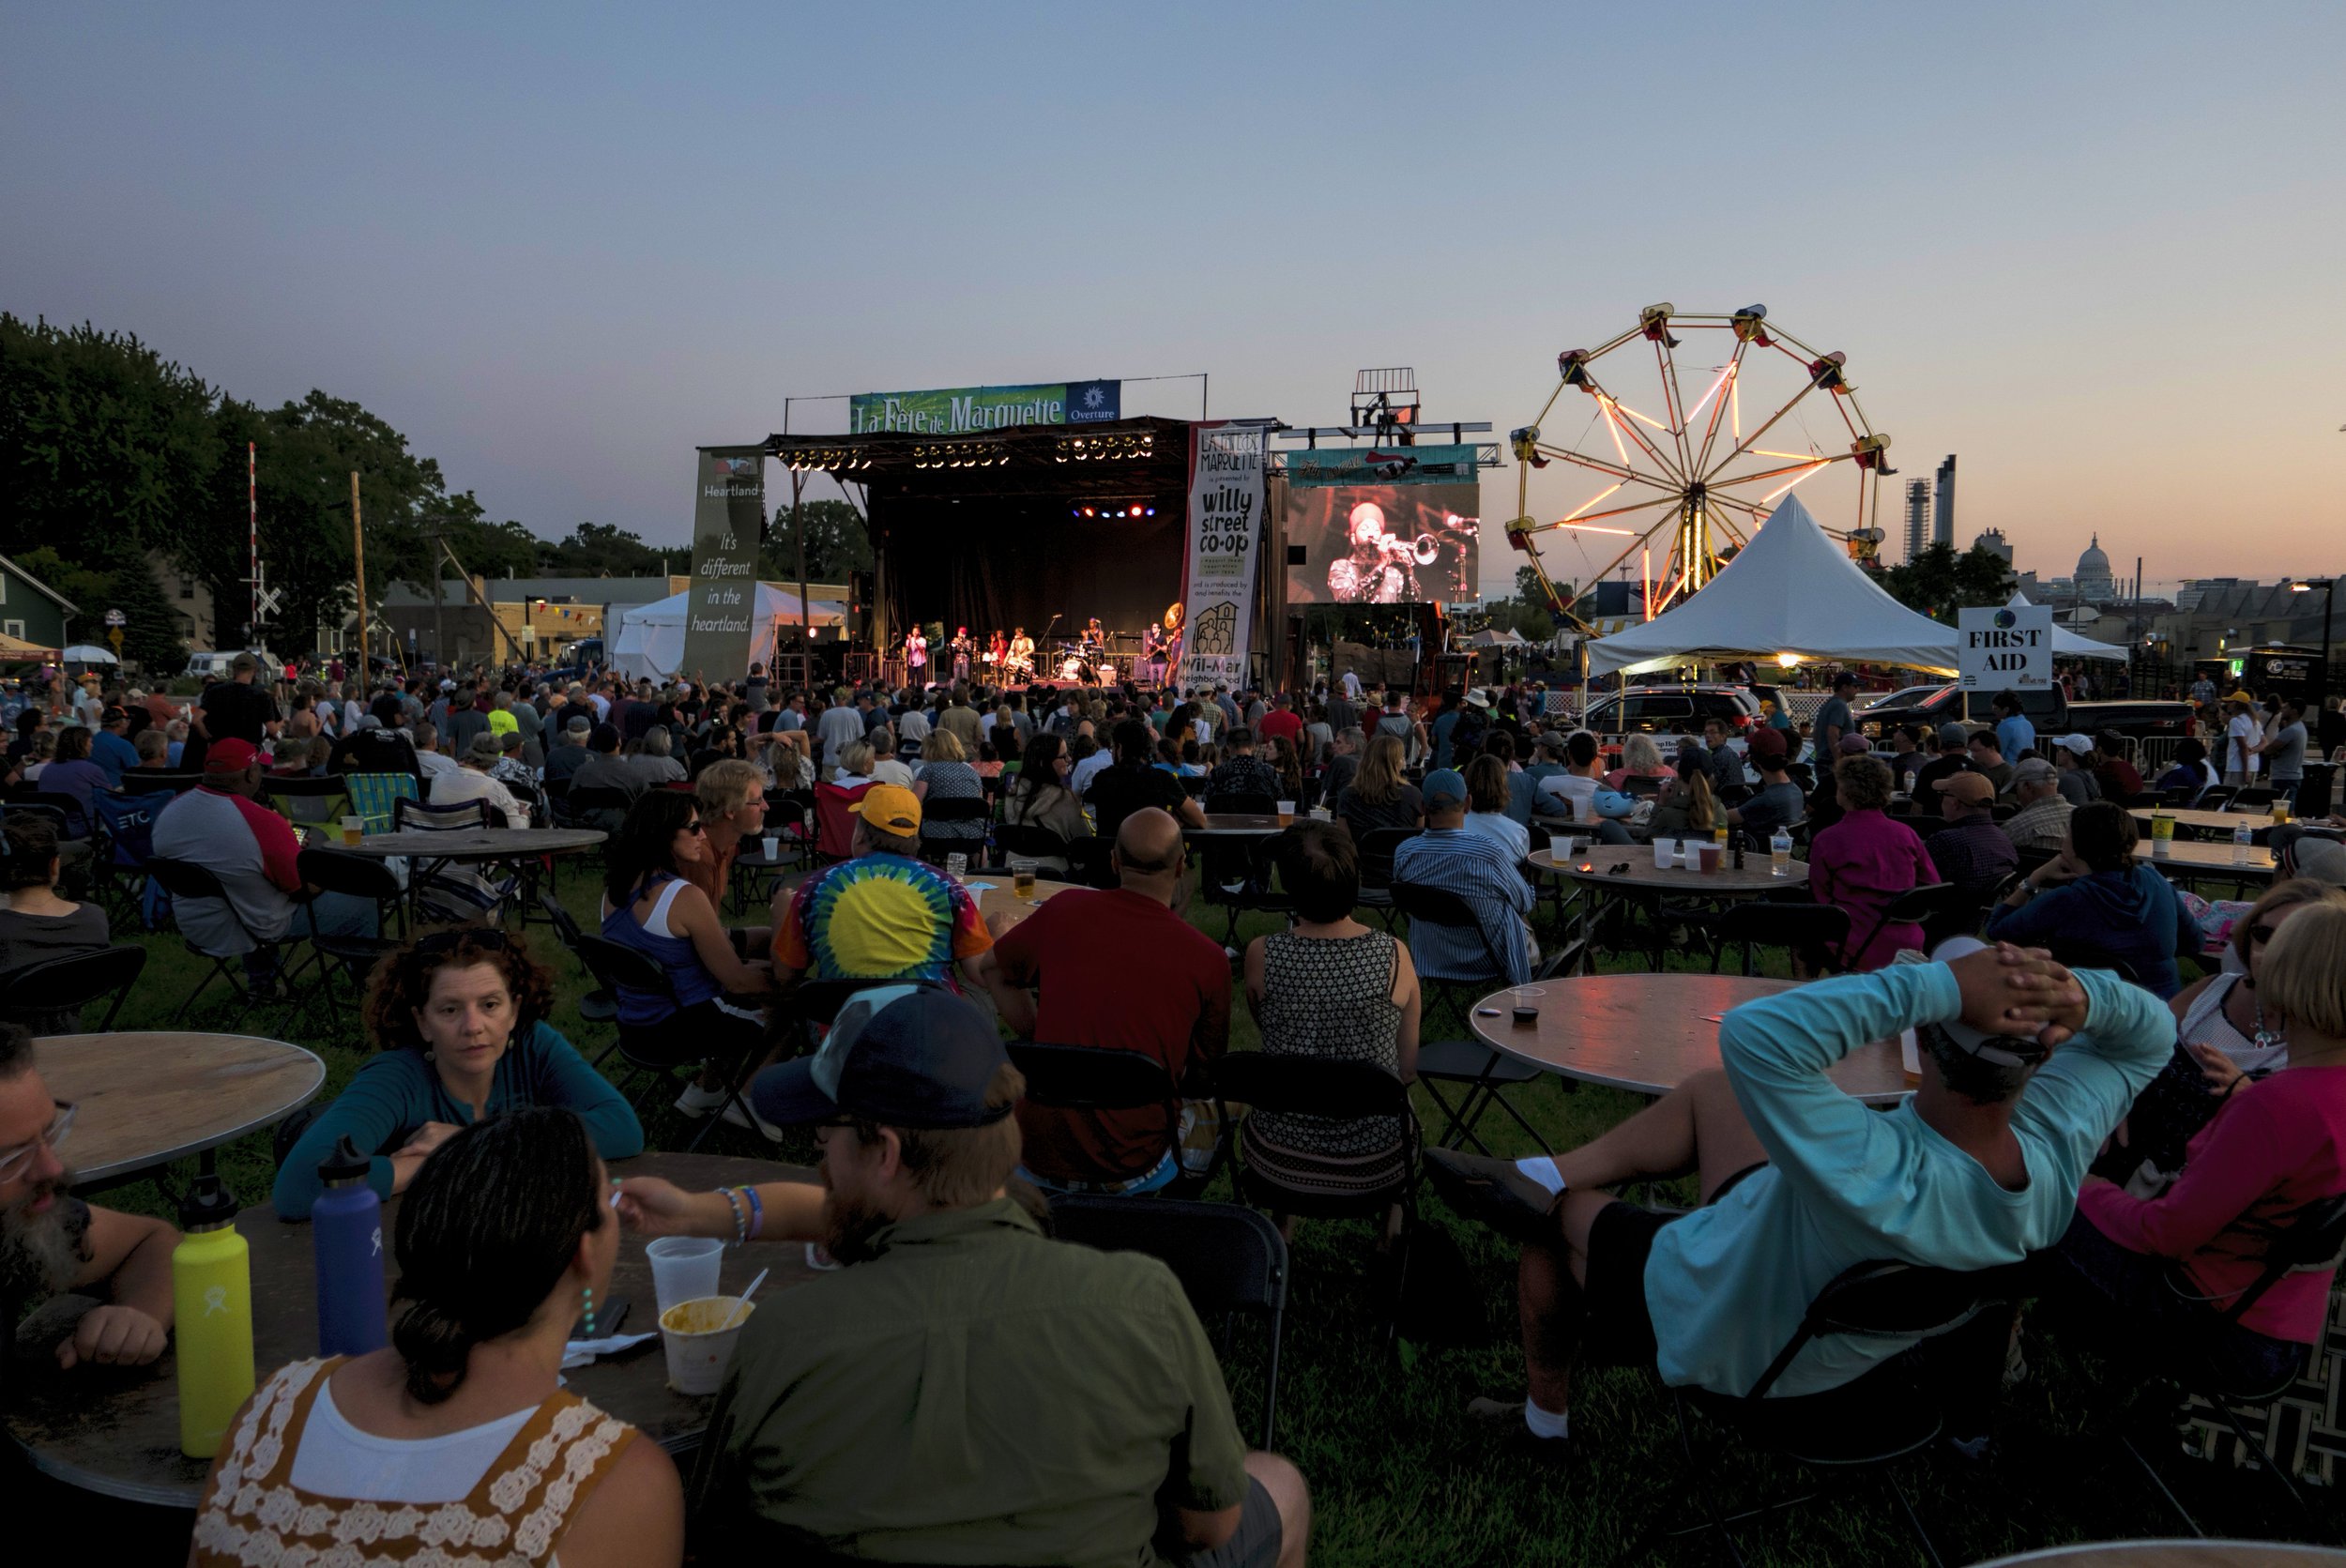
1506, 302, 1893, 630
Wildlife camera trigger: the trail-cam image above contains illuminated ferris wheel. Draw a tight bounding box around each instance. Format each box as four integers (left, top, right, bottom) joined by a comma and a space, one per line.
1506, 302, 1893, 630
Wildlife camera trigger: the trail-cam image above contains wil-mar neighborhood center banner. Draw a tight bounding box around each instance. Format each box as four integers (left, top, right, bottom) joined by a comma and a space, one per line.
681, 448, 766, 678
849, 380, 1121, 434
1177, 422, 1266, 693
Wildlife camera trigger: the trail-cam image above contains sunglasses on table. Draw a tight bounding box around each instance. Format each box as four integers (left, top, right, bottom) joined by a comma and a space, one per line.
0, 1100, 75, 1183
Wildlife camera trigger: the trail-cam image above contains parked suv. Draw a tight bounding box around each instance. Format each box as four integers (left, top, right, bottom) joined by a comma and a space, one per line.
1580, 683, 1762, 734
1856, 682, 2068, 739
2067, 699, 2196, 745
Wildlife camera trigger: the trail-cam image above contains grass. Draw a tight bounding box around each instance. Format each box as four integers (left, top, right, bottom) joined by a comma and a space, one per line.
71, 860, 2339, 1564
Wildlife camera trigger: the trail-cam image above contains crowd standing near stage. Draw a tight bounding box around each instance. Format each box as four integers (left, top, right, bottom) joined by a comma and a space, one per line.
7, 646, 2346, 1565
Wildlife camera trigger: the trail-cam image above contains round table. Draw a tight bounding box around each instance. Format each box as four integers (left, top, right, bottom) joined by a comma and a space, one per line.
1968, 1543, 2346, 1567
3, 1150, 812, 1507
1470, 975, 1910, 1102
972, 875, 1078, 927
2132, 840, 2277, 880
2129, 807, 2274, 838
36, 1033, 326, 1189
328, 827, 607, 861
1527, 845, 1811, 974
1186, 813, 1291, 838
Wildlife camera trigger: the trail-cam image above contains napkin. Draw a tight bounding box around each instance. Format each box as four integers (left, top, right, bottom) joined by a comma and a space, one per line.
561, 1331, 657, 1370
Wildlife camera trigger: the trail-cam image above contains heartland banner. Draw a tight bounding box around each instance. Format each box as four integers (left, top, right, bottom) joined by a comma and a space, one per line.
1176, 422, 1266, 693
849, 379, 1120, 435
681, 447, 767, 678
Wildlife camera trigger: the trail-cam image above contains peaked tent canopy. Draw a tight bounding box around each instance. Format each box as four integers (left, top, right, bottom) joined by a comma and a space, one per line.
1585, 496, 1966, 677
2005, 590, 2129, 662
612, 583, 845, 684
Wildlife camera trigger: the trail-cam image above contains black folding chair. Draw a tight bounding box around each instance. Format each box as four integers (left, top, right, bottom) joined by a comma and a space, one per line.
1839, 882, 1966, 969
1211, 1052, 1419, 1345
1048, 1194, 1287, 1447
1202, 791, 1276, 817
283, 846, 406, 1035
573, 933, 759, 1153
394, 796, 493, 832
1386, 880, 1553, 1156
537, 891, 619, 1063
1061, 836, 1119, 890
115, 771, 202, 798
916, 795, 990, 865
145, 856, 272, 1024
1712, 898, 1851, 977
0, 944, 147, 1031
1653, 1259, 2020, 1568
1009, 1041, 1219, 1195
993, 823, 1070, 867
1353, 826, 1421, 932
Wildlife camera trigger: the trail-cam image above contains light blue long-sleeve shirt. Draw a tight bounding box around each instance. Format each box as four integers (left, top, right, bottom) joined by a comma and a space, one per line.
1644, 964, 2170, 1397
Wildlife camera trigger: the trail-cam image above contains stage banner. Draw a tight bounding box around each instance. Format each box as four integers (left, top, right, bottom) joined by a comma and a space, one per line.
1958, 603, 2054, 692
849, 379, 1120, 434
1177, 422, 1266, 693
681, 447, 766, 679
1284, 443, 1481, 488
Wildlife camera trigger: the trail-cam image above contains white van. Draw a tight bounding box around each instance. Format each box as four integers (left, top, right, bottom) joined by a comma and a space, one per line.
184, 648, 285, 682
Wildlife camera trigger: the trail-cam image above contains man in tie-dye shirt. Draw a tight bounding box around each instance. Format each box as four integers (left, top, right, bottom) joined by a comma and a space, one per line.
771, 784, 996, 992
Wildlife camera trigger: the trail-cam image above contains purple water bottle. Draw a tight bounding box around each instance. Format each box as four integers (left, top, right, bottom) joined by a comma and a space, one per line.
312, 1136, 388, 1357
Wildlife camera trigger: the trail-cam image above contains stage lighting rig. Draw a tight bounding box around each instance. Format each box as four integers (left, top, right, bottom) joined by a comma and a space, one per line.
1069, 500, 1159, 520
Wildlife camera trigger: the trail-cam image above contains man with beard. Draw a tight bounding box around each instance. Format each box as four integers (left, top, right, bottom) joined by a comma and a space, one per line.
614, 986, 1310, 1568
0, 1023, 179, 1369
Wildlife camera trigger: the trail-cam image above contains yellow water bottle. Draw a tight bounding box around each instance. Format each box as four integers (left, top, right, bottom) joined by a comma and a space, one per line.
173, 1175, 255, 1458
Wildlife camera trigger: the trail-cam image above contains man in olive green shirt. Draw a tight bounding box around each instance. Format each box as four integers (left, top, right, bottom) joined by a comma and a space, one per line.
686, 984, 1310, 1566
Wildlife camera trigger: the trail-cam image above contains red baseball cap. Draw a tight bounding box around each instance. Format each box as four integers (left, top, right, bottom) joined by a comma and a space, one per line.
203, 738, 260, 774
1747, 727, 1789, 761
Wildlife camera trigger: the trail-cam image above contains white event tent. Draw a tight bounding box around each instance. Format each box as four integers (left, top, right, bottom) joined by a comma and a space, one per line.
1585, 496, 1965, 677
613, 583, 845, 683
2006, 590, 2129, 662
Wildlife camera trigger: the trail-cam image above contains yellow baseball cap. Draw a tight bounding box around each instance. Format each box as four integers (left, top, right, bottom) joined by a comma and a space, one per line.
859, 784, 922, 834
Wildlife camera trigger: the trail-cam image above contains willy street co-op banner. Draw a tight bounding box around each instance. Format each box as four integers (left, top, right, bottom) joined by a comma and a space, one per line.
1177, 422, 1265, 693
682, 448, 767, 678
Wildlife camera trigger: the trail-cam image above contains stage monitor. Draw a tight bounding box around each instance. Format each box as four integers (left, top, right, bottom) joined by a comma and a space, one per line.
1284, 444, 1480, 605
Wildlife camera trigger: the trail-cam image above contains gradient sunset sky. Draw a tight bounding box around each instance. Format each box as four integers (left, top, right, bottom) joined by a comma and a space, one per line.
6, 2, 2339, 600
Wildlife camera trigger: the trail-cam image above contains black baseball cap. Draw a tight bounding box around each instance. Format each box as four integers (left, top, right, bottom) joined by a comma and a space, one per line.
750, 984, 1012, 1130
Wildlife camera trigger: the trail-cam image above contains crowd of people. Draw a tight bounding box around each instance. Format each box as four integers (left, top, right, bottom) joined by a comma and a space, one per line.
7, 647, 2346, 1564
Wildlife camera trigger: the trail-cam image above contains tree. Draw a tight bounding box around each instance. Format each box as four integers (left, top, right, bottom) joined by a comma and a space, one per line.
11, 543, 187, 673
1877, 542, 2016, 623
761, 500, 871, 584
535, 521, 670, 577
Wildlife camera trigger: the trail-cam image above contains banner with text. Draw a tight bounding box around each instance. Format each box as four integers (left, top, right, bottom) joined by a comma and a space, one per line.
681, 447, 767, 678
1958, 603, 2054, 692
1177, 422, 1266, 692
848, 379, 1120, 435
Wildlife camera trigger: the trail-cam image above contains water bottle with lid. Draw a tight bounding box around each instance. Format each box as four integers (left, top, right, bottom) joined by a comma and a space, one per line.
312, 1135, 388, 1358
173, 1174, 254, 1458
1770, 827, 1793, 877
2232, 821, 2254, 866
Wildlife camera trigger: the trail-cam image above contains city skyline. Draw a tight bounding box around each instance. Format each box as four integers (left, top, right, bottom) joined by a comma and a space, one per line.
4, 2, 2339, 601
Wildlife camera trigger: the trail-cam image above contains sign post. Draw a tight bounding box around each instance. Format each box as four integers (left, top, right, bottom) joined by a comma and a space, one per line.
681, 449, 767, 681
1958, 604, 2054, 693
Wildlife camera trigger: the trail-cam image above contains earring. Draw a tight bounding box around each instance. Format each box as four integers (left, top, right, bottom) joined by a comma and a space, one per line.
580, 1286, 596, 1338
422, 1050, 435, 1062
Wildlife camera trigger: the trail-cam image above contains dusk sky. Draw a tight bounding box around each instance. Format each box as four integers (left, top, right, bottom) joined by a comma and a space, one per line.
7, 2, 2340, 601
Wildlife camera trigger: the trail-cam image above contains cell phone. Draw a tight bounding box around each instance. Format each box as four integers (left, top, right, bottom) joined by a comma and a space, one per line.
571, 1294, 630, 1339
1475, 1006, 1503, 1017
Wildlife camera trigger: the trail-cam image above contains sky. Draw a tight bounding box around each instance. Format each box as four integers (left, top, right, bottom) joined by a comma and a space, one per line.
6, 1, 2342, 602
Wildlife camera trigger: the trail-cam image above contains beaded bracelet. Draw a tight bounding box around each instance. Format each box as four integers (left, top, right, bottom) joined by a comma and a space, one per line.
720, 1187, 749, 1248
741, 1183, 765, 1241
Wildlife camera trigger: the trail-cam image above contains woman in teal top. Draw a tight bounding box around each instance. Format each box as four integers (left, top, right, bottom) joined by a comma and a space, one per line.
272, 925, 643, 1218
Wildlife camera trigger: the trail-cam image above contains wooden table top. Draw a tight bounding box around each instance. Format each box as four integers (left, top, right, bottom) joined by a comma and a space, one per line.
37, 1033, 326, 1188
2132, 839, 2277, 877
329, 827, 607, 859
4, 1150, 813, 1507
1188, 814, 1288, 835
971, 875, 1079, 926
1527, 845, 1811, 893
2129, 807, 2276, 836
1968, 1543, 2346, 1567
1470, 975, 1910, 1102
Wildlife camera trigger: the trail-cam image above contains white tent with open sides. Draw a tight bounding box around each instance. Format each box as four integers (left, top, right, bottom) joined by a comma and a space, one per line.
2006, 590, 2130, 662
612, 583, 845, 683
1586, 495, 1966, 677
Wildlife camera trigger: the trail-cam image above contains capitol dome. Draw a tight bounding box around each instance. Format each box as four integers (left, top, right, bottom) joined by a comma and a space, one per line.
2074, 534, 2115, 601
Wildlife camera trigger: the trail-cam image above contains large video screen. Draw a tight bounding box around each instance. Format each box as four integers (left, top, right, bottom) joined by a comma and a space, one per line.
1286, 482, 1481, 605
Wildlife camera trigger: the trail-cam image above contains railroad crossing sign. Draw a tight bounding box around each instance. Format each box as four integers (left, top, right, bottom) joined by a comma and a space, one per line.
256, 586, 283, 621
103, 608, 126, 627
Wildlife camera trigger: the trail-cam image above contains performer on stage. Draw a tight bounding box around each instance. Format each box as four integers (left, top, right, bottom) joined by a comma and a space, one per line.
1007, 626, 1036, 681
904, 626, 928, 684
1082, 617, 1105, 652
1161, 601, 1184, 689
1139, 622, 1164, 686
949, 626, 975, 683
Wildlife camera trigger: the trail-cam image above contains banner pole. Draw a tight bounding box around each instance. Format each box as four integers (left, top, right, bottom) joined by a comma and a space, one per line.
248, 441, 258, 645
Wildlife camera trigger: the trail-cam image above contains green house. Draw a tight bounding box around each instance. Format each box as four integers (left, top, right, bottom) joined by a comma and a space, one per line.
0, 551, 78, 653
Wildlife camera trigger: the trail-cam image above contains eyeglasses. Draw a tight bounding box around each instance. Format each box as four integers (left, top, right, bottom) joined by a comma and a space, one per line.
680, 821, 707, 835
2249, 923, 2280, 947
0, 1101, 75, 1184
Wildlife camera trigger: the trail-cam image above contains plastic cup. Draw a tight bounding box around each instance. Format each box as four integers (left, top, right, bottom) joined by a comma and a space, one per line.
761, 834, 780, 860
1651, 838, 1678, 870
660, 1295, 754, 1395
340, 815, 365, 847
1699, 844, 1721, 873
646, 1236, 724, 1317
945, 851, 967, 881
1276, 799, 1296, 826
1011, 858, 1039, 901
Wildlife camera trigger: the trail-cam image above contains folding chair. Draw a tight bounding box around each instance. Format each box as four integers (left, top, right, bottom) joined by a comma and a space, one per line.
144, 855, 273, 1024
1652, 1259, 2020, 1568
394, 797, 511, 921
283, 846, 406, 1036
537, 891, 619, 1064
1353, 826, 1421, 932
1386, 879, 1553, 1156
87, 790, 163, 929
916, 795, 990, 865
342, 771, 419, 834
1211, 1052, 1420, 1345
1061, 836, 1119, 890
262, 773, 352, 830
1202, 791, 1276, 817
992, 822, 1069, 868
813, 780, 874, 861
1048, 1194, 1287, 1447
0, 944, 147, 1032
1839, 882, 1965, 970
573, 933, 761, 1153
1712, 898, 1852, 977
1008, 1041, 1218, 1195
115, 771, 201, 798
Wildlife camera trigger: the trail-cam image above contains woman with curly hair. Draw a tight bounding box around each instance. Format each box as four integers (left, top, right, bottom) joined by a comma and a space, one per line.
270, 926, 643, 1219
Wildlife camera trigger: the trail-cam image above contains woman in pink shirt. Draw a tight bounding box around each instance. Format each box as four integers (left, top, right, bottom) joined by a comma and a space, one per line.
1806, 754, 1939, 970
2047, 899, 2346, 1389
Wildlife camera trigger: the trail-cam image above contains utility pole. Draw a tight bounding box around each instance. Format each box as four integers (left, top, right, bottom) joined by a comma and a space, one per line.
351, 471, 368, 672
425, 518, 448, 665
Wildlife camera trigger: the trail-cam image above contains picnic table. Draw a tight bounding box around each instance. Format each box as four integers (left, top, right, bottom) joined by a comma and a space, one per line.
3, 1150, 810, 1507
37, 1032, 325, 1191
1469, 974, 1909, 1102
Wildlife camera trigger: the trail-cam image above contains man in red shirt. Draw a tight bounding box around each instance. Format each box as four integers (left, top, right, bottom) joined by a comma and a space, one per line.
2090, 730, 2144, 801
981, 807, 1231, 1195
1257, 692, 1304, 750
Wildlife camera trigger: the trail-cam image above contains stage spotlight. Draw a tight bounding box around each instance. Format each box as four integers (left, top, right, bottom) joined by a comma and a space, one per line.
1127, 505, 1142, 518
